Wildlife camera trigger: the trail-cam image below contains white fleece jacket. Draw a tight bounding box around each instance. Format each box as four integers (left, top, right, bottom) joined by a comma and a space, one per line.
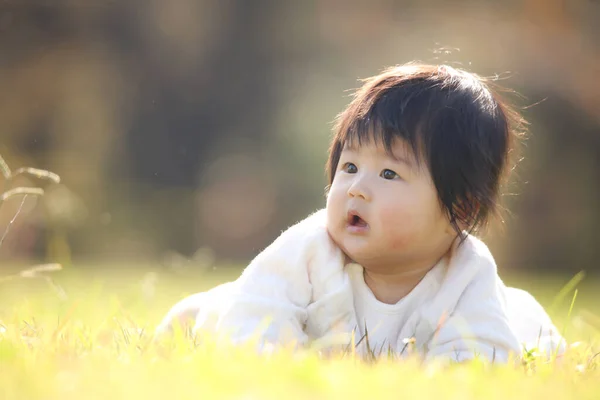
157, 209, 565, 362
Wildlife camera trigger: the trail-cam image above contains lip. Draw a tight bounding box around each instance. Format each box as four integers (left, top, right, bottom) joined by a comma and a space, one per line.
346, 209, 369, 234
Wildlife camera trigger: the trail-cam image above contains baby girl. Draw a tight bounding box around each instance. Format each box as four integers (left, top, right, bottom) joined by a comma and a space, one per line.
157, 63, 564, 363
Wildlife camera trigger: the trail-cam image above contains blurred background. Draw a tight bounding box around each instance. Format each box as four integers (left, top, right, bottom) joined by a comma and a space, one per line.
0, 0, 598, 286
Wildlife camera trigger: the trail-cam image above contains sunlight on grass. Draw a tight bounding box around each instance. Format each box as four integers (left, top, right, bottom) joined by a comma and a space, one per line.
0, 266, 599, 400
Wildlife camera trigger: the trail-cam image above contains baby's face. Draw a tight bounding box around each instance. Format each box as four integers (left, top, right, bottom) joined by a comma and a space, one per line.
326, 139, 455, 271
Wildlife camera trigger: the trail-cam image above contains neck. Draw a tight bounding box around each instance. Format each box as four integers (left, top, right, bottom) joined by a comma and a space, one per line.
362, 250, 451, 305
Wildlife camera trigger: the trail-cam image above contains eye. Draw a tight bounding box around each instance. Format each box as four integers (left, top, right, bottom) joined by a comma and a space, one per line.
381, 169, 399, 180
342, 162, 358, 174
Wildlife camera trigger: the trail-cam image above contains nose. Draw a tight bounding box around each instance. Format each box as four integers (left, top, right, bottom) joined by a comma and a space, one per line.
347, 176, 371, 201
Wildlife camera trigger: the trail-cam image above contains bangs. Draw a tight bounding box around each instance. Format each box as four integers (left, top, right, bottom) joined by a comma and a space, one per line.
339, 82, 433, 166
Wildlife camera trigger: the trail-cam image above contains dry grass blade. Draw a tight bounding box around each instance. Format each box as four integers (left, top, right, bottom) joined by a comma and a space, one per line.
11, 167, 61, 184
18, 263, 63, 278
0, 187, 44, 202
0, 263, 63, 283
0, 154, 11, 180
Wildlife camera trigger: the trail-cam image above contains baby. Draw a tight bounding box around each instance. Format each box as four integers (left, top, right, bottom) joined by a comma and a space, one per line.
157, 63, 564, 363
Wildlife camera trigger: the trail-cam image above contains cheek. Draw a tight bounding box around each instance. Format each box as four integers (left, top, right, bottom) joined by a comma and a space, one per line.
376, 192, 439, 250
326, 176, 351, 206
325, 181, 346, 229
325, 182, 342, 211
376, 202, 415, 249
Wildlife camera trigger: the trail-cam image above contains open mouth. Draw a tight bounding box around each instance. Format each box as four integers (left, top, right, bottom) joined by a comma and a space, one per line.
347, 211, 368, 228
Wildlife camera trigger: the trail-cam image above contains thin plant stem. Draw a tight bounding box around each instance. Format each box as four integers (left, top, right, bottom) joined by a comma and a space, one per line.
0, 194, 28, 249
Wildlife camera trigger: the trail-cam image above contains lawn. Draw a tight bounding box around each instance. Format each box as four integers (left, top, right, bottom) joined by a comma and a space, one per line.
0, 263, 598, 400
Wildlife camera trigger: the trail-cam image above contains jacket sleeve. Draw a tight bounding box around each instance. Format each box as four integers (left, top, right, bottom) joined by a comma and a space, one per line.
423, 263, 522, 364
206, 210, 346, 349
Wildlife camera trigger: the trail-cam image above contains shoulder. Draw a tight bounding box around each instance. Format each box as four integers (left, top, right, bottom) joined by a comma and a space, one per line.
446, 235, 509, 312
416, 236, 521, 361
423, 234, 503, 315
447, 234, 499, 287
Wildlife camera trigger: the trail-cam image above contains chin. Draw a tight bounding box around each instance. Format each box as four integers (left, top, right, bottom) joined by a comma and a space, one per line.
338, 243, 372, 266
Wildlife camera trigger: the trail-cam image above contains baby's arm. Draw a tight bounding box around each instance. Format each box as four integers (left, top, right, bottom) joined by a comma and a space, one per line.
156, 282, 233, 336
205, 210, 345, 348
423, 265, 522, 364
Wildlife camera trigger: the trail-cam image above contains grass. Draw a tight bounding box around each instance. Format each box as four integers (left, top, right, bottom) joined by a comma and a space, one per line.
0, 264, 599, 400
